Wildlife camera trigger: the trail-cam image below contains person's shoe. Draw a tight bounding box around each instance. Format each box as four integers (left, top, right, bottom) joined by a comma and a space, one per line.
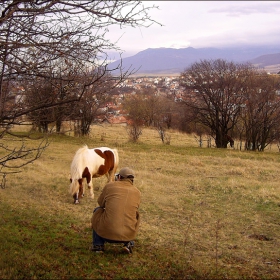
91, 245, 104, 253
123, 241, 134, 254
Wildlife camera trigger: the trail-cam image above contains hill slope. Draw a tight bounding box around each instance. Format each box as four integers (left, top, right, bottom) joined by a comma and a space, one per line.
108, 46, 280, 75
1, 127, 280, 279
249, 52, 280, 66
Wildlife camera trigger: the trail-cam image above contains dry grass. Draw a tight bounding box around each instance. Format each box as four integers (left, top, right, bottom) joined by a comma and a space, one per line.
1, 125, 280, 279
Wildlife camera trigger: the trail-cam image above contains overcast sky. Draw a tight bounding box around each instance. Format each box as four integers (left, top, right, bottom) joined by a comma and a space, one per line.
107, 1, 280, 58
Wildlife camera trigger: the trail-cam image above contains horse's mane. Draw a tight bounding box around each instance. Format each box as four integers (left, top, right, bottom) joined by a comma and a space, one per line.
70, 145, 89, 178
75, 145, 88, 155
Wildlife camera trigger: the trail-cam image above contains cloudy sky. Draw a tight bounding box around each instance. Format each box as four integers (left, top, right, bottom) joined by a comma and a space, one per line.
108, 1, 280, 58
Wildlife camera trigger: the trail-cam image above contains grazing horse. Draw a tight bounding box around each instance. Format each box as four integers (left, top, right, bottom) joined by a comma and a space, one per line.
69, 145, 119, 204
225, 135, 234, 148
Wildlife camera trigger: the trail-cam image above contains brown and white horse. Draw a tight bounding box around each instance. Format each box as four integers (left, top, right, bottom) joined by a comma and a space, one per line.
69, 145, 119, 204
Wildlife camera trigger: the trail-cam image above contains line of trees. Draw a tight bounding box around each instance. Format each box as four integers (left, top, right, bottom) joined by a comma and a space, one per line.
122, 60, 280, 150
180, 59, 280, 150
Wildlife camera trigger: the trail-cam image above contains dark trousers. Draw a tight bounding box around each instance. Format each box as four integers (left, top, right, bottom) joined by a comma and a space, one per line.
93, 230, 129, 246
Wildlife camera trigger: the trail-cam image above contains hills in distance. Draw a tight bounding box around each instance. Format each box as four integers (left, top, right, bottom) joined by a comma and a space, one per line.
108, 46, 280, 76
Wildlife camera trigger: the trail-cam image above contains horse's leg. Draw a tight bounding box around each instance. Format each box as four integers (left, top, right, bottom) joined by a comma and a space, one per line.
73, 179, 83, 204
74, 188, 79, 204
88, 180, 94, 199
86, 173, 94, 199
80, 178, 85, 197
105, 172, 110, 182
78, 182, 84, 198
107, 170, 114, 182
81, 167, 94, 199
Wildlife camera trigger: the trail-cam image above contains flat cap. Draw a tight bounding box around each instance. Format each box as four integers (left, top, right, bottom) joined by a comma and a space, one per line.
119, 167, 135, 178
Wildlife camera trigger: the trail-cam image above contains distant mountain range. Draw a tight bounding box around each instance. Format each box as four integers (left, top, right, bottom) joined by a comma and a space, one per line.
108, 46, 280, 76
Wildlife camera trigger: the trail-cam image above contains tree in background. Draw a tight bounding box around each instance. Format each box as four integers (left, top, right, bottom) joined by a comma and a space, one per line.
122, 92, 145, 142
122, 87, 175, 143
0, 0, 159, 184
240, 73, 280, 151
24, 80, 56, 133
72, 70, 116, 136
180, 59, 252, 148
153, 95, 175, 144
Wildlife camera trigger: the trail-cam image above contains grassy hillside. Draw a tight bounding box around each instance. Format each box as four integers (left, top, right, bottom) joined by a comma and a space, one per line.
1, 125, 280, 279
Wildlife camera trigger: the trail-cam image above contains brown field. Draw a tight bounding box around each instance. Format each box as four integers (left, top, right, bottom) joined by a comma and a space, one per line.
0, 125, 280, 279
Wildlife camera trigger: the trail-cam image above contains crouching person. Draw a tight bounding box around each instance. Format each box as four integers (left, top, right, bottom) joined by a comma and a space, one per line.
91, 167, 141, 254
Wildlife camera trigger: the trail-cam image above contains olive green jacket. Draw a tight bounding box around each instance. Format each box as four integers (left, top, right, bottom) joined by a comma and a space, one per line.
91, 179, 141, 241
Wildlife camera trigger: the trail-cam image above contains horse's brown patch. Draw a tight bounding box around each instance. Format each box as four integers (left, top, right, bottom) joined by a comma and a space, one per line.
82, 167, 91, 184
94, 149, 115, 176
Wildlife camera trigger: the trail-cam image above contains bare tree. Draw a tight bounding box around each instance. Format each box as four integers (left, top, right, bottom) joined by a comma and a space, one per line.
241, 73, 280, 151
122, 87, 177, 142
180, 59, 253, 148
140, 88, 162, 126
0, 1, 160, 179
122, 92, 145, 142
24, 79, 57, 133
123, 88, 169, 125
126, 124, 142, 142
153, 96, 175, 144
72, 70, 116, 136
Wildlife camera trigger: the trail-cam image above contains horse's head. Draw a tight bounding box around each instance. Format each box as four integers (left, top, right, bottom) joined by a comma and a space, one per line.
69, 178, 80, 195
